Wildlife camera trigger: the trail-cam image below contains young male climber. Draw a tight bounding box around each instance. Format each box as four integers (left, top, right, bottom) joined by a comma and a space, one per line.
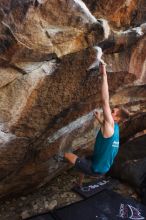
55, 63, 129, 186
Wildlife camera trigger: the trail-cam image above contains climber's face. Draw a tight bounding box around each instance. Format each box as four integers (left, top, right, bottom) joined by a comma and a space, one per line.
111, 108, 121, 123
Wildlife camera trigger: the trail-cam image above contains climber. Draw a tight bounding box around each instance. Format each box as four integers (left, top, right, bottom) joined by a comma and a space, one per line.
54, 63, 130, 186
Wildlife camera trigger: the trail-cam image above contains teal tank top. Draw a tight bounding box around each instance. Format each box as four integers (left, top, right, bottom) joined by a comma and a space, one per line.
92, 123, 119, 174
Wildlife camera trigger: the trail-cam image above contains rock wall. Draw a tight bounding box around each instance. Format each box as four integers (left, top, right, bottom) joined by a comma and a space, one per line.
0, 0, 145, 199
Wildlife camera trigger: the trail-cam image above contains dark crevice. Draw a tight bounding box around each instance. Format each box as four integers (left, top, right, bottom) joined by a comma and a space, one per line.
120, 112, 146, 144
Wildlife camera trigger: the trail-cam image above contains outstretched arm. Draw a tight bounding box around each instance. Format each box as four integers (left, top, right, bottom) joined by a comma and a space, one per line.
100, 64, 114, 126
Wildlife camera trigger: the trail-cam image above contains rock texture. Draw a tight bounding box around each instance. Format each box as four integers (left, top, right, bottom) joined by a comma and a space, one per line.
0, 0, 145, 199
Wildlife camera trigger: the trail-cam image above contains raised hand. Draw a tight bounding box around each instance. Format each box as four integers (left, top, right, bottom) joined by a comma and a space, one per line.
94, 110, 103, 124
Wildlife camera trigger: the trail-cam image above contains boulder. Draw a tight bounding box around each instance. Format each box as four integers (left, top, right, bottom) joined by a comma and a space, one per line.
0, 0, 145, 199
110, 134, 146, 189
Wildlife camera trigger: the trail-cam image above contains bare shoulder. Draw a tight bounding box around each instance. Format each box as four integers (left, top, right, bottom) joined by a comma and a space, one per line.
101, 121, 114, 138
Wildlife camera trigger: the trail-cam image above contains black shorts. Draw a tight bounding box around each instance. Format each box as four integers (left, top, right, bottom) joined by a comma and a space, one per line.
74, 156, 100, 176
